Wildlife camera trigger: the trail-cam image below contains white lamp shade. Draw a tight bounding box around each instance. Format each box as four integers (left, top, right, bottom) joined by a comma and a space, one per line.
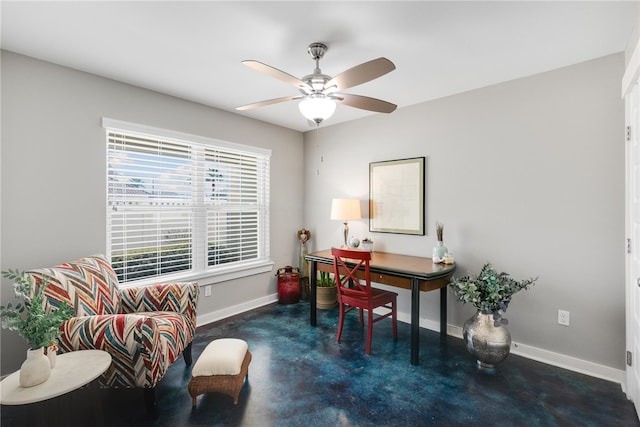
298, 96, 336, 123
330, 198, 362, 221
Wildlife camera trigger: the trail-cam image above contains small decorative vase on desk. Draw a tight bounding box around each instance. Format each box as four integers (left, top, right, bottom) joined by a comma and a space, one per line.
433, 221, 447, 260
433, 241, 447, 259
19, 347, 51, 387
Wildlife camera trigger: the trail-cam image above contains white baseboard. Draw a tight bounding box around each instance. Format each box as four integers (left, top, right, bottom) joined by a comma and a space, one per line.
196, 294, 278, 327
198, 300, 626, 390
368, 308, 626, 389
510, 341, 625, 388
445, 323, 625, 388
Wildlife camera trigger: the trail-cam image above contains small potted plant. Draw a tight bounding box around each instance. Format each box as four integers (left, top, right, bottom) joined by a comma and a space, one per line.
0, 269, 73, 386
316, 271, 337, 309
449, 263, 538, 368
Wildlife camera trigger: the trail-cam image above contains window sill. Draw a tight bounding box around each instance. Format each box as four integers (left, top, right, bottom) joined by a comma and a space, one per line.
119, 260, 275, 289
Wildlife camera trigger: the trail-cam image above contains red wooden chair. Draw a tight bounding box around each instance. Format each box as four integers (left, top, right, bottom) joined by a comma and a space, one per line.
331, 247, 398, 355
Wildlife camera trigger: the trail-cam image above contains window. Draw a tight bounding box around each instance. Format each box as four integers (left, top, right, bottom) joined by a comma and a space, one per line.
104, 118, 271, 285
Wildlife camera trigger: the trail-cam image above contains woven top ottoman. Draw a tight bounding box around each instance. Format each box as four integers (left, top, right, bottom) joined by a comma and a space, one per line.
188, 338, 252, 406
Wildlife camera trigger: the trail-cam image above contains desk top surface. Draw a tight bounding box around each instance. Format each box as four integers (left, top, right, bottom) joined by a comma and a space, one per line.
0, 350, 112, 405
306, 249, 456, 280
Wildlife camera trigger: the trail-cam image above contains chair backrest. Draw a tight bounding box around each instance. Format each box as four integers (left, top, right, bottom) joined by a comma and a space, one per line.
331, 247, 372, 302
25, 254, 122, 317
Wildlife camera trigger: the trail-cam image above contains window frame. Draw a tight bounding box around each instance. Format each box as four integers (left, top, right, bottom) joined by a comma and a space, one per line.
103, 118, 273, 288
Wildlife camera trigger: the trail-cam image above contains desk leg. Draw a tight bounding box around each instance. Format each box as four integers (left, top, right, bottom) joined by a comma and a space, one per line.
411, 277, 420, 365
440, 287, 447, 338
310, 260, 317, 326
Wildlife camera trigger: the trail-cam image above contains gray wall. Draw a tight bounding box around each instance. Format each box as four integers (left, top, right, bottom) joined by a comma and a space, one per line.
0, 49, 628, 376
0, 51, 304, 374
303, 53, 626, 370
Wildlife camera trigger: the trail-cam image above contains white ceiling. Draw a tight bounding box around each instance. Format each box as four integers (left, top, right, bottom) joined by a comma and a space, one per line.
2, 1, 638, 133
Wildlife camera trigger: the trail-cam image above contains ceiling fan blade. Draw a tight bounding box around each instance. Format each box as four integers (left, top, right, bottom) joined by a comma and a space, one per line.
236, 95, 301, 111
335, 93, 397, 113
326, 58, 395, 91
242, 60, 309, 91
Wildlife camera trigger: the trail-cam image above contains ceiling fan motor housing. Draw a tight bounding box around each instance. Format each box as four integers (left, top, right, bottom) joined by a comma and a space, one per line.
307, 42, 327, 60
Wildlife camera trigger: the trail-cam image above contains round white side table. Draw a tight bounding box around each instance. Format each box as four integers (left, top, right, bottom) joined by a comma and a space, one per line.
0, 349, 112, 405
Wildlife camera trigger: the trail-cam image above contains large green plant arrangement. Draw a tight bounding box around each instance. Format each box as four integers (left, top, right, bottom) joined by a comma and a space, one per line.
0, 270, 73, 349
450, 263, 538, 325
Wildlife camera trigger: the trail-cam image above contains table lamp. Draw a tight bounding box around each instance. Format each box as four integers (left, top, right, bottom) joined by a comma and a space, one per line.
330, 198, 362, 248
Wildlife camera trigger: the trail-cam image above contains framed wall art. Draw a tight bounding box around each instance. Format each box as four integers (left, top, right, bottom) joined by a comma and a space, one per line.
369, 157, 425, 235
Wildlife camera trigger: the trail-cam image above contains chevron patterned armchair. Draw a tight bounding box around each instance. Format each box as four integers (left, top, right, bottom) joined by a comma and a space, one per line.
25, 254, 200, 410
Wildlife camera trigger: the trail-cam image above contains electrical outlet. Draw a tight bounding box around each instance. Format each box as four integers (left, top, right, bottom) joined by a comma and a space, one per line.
204, 285, 212, 297
558, 309, 570, 326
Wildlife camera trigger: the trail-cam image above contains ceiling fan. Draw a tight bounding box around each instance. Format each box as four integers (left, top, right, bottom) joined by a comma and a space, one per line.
236, 42, 397, 125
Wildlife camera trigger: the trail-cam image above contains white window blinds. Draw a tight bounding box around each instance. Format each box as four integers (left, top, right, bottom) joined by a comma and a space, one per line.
104, 119, 270, 284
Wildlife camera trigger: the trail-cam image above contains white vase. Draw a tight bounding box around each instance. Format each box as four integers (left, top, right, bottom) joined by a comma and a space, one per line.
19, 347, 51, 387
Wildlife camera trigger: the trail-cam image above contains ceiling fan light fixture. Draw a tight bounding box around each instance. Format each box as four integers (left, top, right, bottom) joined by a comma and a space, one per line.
298, 96, 336, 124
238, 41, 396, 125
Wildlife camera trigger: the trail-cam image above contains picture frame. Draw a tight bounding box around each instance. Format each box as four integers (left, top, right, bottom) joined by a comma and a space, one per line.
369, 157, 425, 235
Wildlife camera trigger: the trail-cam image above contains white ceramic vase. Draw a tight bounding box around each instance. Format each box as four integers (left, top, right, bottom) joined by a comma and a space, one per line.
19, 347, 51, 387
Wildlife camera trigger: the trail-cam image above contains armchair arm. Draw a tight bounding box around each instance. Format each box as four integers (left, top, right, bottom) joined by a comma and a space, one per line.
119, 282, 199, 320
58, 314, 165, 388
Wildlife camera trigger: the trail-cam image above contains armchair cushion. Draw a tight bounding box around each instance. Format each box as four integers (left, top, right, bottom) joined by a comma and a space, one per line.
119, 283, 199, 322
58, 314, 164, 387
25, 255, 200, 390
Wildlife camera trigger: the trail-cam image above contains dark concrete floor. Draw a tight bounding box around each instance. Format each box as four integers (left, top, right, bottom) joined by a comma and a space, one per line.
2, 302, 639, 426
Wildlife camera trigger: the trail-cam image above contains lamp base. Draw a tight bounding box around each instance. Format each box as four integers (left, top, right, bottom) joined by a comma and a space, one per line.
342, 222, 349, 248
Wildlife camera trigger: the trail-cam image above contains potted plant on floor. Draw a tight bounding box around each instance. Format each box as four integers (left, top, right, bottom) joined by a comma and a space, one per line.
0, 270, 73, 387
450, 262, 538, 368
316, 271, 337, 309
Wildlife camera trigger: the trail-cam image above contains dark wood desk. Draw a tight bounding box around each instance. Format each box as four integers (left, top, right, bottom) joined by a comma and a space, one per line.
305, 249, 456, 365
